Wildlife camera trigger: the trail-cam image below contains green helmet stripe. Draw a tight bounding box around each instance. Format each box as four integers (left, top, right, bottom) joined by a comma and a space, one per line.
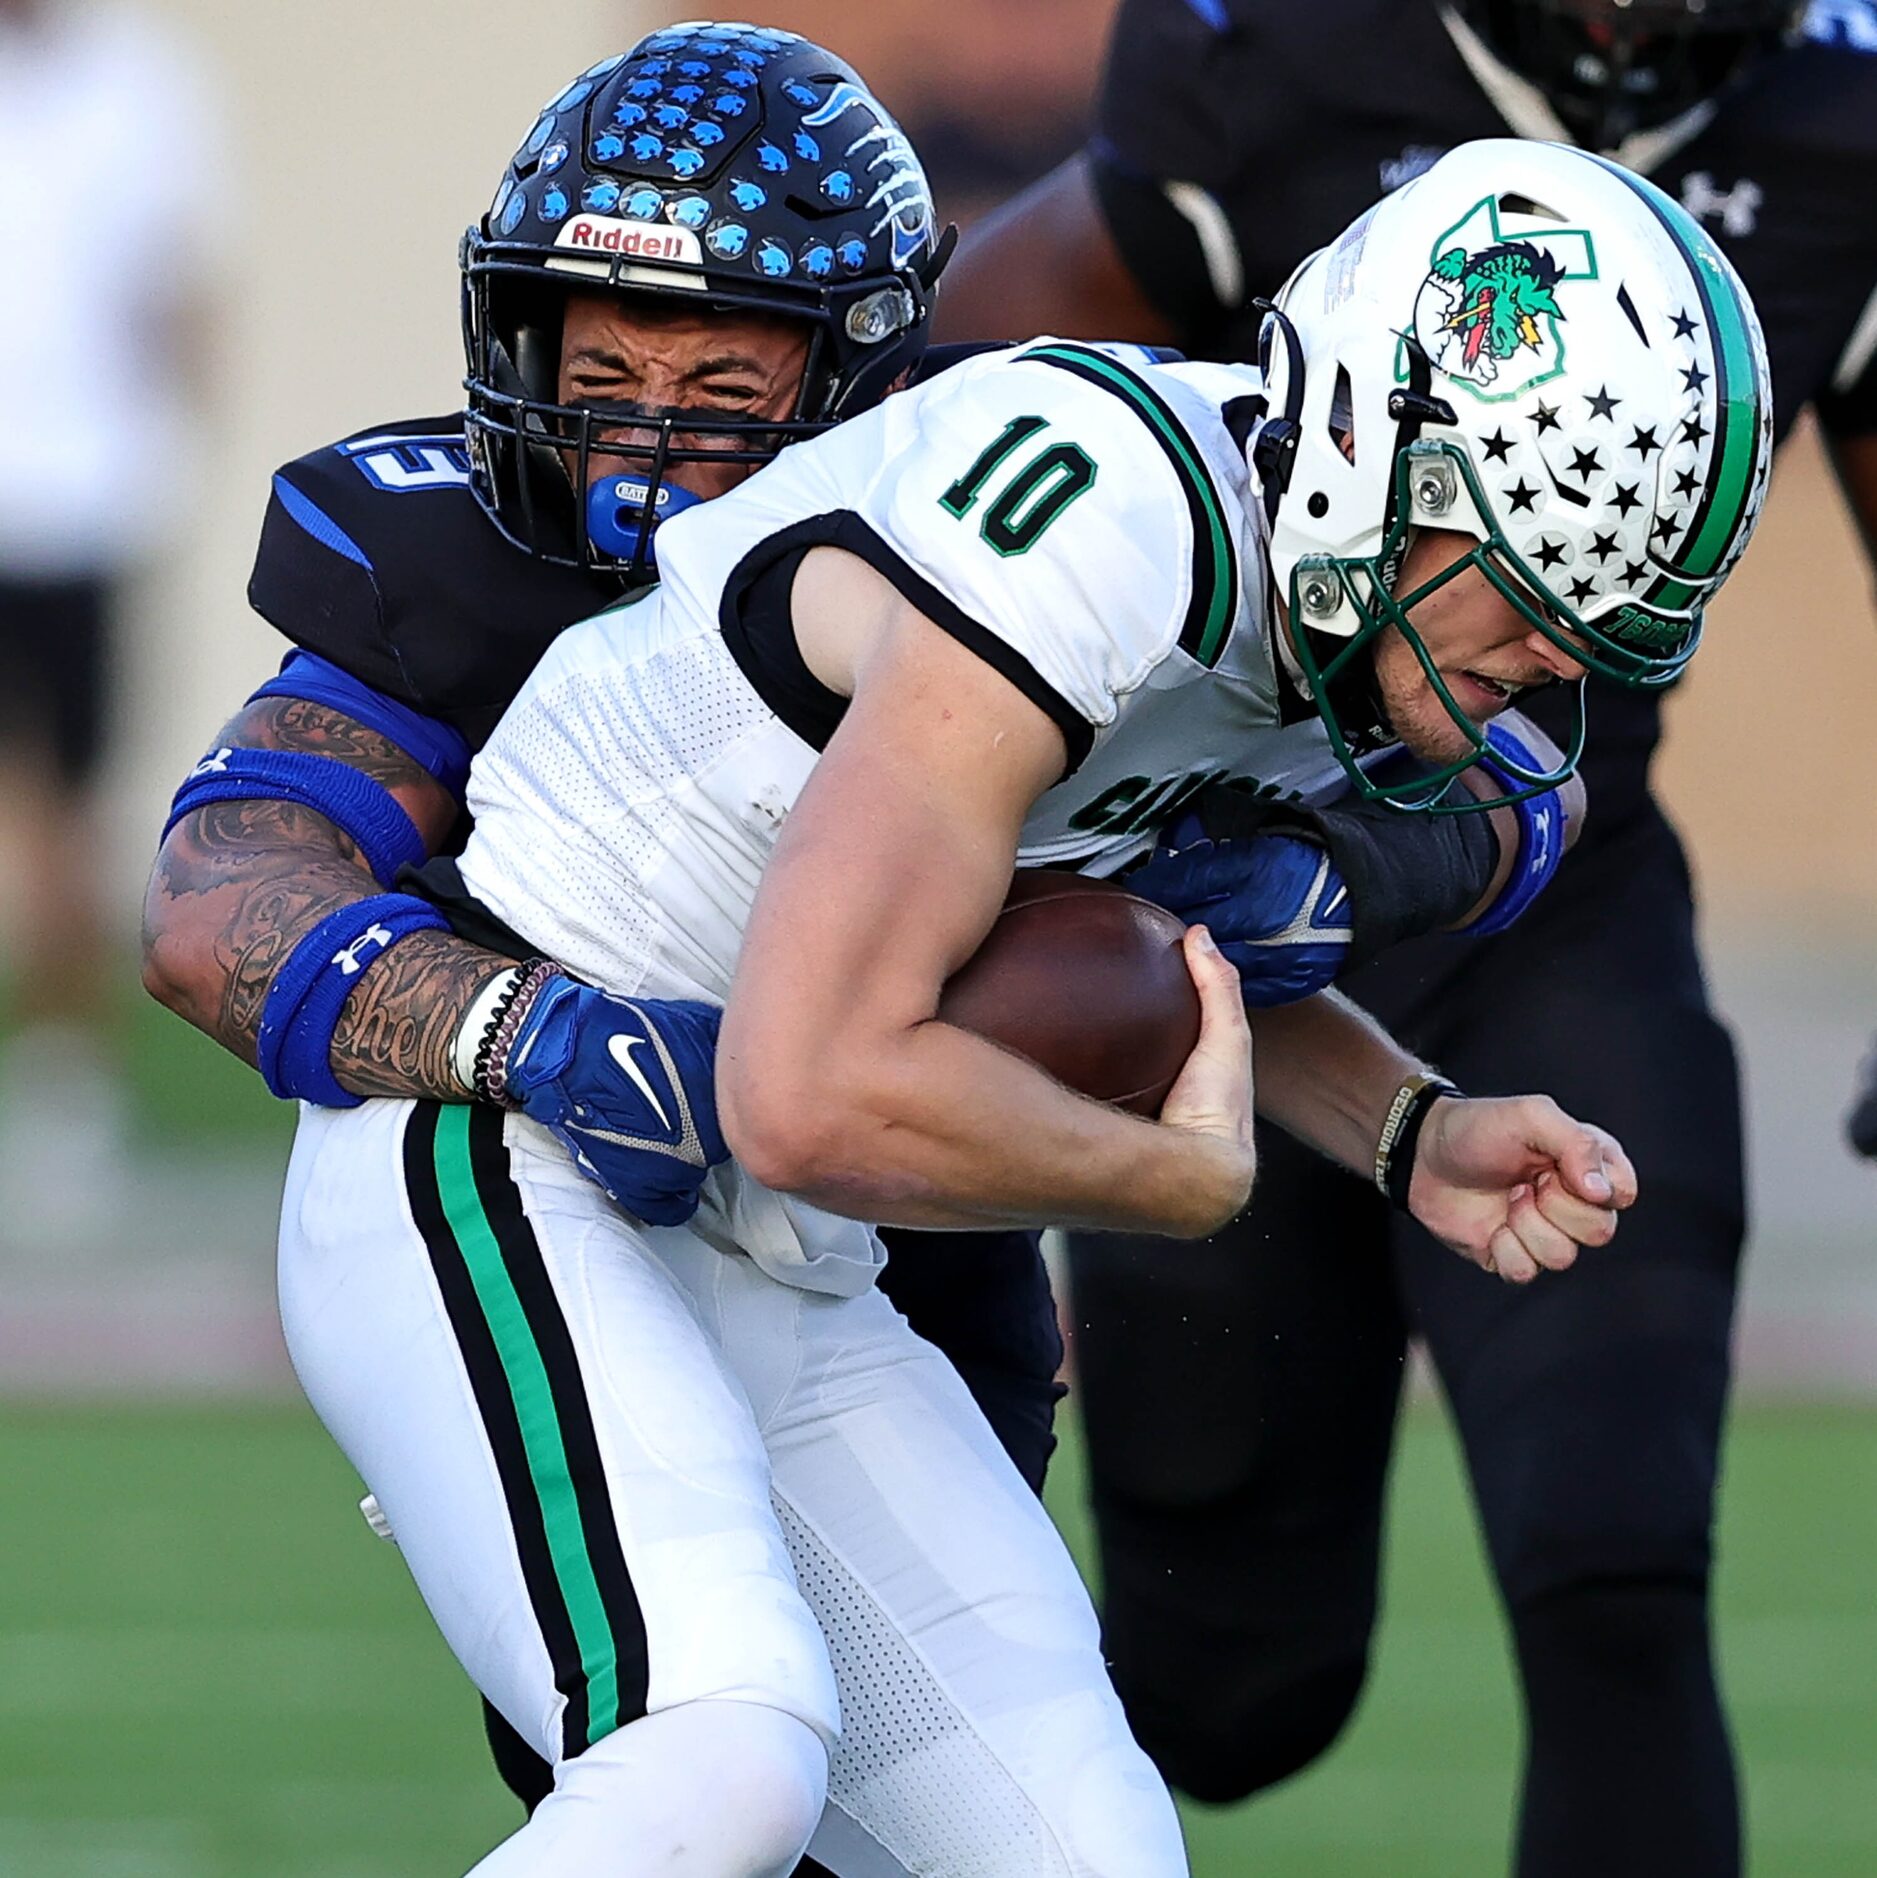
1020, 343, 1239, 667
1580, 155, 1763, 605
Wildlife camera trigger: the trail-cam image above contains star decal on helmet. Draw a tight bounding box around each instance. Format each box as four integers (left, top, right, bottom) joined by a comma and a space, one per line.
1410, 196, 1598, 401
1611, 481, 1641, 516
1585, 385, 1620, 422
1567, 445, 1601, 479
1532, 398, 1563, 434
1682, 362, 1709, 394
1535, 538, 1568, 570
1670, 308, 1699, 341
1672, 466, 1700, 500
1481, 427, 1514, 463
1567, 577, 1597, 606
1588, 530, 1619, 562
1505, 478, 1539, 514
1628, 425, 1661, 460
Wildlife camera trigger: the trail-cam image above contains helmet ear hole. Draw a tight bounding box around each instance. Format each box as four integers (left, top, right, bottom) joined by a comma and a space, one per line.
1328, 364, 1357, 465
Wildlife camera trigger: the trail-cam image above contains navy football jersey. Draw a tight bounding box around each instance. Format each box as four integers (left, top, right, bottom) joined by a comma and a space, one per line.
245, 352, 1015, 747
247, 415, 621, 753
1090, 0, 1877, 808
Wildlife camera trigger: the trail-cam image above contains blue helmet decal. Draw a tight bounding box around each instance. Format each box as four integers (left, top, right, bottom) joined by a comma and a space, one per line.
729, 178, 767, 212
626, 76, 662, 100
792, 131, 819, 161
723, 66, 759, 88
622, 184, 664, 219
706, 221, 749, 258
836, 235, 867, 272
584, 53, 624, 78
653, 102, 688, 130
524, 114, 555, 157
668, 146, 706, 179
553, 79, 594, 111
612, 100, 647, 128
637, 58, 671, 76
731, 47, 765, 66
821, 169, 854, 204
669, 82, 705, 105
500, 189, 528, 235
755, 237, 792, 278
669, 193, 711, 228
713, 91, 749, 117
801, 242, 834, 280
592, 130, 628, 162
540, 141, 569, 174
629, 132, 664, 162
491, 176, 514, 219
538, 184, 569, 221
678, 58, 712, 77
692, 119, 726, 147
782, 80, 819, 108
581, 178, 621, 213
756, 142, 789, 173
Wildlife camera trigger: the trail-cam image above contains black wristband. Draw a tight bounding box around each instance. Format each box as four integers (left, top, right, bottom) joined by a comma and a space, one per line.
1177, 778, 1498, 969
1376, 1075, 1462, 1213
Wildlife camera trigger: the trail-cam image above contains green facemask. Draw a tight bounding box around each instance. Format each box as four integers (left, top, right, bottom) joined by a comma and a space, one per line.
1285, 440, 1702, 813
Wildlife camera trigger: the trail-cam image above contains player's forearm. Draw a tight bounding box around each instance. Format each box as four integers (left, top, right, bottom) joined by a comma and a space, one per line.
724, 1018, 1249, 1238
1246, 989, 1423, 1177
142, 801, 513, 1101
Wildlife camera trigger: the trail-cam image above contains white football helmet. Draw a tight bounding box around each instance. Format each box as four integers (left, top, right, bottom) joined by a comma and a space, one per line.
1260, 138, 1773, 802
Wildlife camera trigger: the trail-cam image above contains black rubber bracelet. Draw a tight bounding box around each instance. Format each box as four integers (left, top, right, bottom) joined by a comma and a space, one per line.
1379, 1076, 1463, 1214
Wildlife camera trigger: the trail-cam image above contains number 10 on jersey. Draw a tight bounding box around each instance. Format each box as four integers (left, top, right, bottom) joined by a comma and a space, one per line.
940, 417, 1098, 556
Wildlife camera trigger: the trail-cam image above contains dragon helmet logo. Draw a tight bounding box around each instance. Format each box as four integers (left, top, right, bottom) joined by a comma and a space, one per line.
1410, 196, 1598, 401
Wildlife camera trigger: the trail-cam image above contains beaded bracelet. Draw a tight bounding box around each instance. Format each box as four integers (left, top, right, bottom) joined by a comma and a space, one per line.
472, 959, 560, 1107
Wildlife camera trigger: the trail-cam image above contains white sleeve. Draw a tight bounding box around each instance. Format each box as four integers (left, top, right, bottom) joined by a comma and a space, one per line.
844, 349, 1219, 770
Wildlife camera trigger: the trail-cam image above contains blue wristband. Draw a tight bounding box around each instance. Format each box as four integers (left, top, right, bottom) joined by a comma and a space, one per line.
255, 893, 450, 1106
252, 651, 472, 797
165, 747, 428, 886
1460, 722, 1567, 937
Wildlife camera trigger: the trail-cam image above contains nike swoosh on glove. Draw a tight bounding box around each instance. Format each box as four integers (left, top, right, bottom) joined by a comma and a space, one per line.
1128, 818, 1353, 1007
504, 976, 728, 1227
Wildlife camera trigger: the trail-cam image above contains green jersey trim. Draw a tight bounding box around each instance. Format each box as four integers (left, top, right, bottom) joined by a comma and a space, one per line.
1020, 343, 1240, 668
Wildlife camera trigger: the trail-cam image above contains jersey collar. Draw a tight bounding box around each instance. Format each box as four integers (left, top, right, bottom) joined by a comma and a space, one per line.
1436, 3, 1718, 177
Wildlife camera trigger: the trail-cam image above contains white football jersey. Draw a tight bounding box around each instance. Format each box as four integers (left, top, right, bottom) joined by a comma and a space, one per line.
456, 340, 1353, 1289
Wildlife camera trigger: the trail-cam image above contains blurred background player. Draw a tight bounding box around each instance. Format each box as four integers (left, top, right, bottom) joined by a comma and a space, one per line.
0, 0, 220, 1226
940, 4, 1877, 1874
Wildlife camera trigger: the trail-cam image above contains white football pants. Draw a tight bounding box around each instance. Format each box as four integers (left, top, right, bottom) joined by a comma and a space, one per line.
278, 1098, 1187, 1878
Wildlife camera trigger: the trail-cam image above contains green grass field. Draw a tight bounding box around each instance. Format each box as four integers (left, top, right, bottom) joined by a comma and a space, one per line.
1, 1398, 1872, 1877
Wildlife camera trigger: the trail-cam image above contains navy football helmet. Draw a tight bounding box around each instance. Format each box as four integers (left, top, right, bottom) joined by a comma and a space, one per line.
463, 23, 953, 574
1457, 0, 1806, 149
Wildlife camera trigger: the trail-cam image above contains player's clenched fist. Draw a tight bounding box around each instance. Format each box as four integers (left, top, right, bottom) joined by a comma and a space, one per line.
1408, 1093, 1637, 1284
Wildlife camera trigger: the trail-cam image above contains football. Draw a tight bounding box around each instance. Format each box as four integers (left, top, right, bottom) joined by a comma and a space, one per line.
937, 870, 1201, 1117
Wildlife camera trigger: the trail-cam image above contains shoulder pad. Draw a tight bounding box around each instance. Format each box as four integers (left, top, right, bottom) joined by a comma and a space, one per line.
247, 414, 617, 749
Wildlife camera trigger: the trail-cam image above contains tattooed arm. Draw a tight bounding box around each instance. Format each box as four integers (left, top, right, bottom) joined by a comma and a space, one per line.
140, 696, 518, 1101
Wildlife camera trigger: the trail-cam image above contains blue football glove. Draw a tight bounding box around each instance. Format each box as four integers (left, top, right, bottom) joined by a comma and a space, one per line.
503, 976, 728, 1227
1128, 814, 1353, 1007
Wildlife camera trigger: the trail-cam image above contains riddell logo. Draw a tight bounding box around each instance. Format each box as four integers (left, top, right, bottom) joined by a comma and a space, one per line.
555, 216, 702, 266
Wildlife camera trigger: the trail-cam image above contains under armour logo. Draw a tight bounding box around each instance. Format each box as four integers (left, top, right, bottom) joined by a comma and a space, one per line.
1680, 171, 1762, 239
332, 924, 393, 974
191, 747, 233, 776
